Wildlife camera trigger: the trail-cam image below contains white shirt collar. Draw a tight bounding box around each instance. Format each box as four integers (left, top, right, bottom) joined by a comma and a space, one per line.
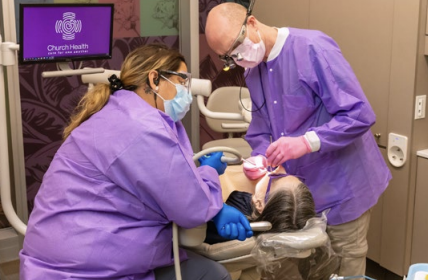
267, 27, 289, 62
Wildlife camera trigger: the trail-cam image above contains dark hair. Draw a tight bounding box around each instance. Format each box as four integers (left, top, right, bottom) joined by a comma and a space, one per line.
250, 182, 316, 234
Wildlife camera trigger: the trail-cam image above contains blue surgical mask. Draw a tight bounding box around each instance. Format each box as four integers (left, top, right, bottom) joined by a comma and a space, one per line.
155, 77, 193, 122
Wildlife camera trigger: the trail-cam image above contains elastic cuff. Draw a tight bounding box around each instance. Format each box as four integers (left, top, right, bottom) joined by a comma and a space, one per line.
304, 131, 321, 152
301, 136, 312, 153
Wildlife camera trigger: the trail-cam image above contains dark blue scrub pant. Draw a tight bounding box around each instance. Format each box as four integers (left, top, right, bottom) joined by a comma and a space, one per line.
155, 250, 231, 280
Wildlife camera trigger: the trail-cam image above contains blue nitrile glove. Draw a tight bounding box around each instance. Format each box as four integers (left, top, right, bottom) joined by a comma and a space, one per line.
212, 203, 253, 241
198, 152, 227, 175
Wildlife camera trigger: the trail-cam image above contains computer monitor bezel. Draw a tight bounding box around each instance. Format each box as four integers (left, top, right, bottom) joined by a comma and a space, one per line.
18, 3, 114, 65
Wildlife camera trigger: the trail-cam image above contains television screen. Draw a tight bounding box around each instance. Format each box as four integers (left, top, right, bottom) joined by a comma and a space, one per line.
19, 3, 114, 64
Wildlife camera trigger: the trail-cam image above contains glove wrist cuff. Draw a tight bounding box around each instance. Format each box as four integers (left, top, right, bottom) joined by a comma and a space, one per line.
300, 136, 312, 153
303, 131, 321, 152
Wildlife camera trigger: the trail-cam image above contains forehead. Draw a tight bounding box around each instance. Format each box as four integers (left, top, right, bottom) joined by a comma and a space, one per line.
222, 27, 243, 54
207, 23, 242, 55
177, 61, 187, 73
270, 176, 301, 192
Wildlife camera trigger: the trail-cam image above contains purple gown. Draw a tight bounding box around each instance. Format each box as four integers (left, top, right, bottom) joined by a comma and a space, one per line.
20, 90, 223, 279
245, 27, 392, 226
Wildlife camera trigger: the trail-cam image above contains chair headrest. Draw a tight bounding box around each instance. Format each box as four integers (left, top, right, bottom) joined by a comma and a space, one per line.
256, 225, 328, 250
252, 212, 330, 260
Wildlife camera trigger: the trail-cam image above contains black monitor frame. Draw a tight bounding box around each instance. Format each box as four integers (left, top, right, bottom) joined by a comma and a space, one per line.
19, 3, 114, 65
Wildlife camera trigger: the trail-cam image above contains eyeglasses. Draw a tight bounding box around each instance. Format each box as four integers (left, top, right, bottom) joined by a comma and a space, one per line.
218, 0, 256, 71
218, 17, 248, 71
159, 70, 192, 91
159, 70, 190, 80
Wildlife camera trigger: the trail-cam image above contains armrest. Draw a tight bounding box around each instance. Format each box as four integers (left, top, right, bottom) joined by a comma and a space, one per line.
221, 123, 249, 129
197, 96, 245, 121
258, 226, 328, 250
178, 224, 207, 247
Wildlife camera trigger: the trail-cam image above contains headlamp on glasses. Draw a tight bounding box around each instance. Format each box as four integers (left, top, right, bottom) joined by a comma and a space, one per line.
219, 53, 244, 71
218, 0, 255, 71
219, 22, 247, 71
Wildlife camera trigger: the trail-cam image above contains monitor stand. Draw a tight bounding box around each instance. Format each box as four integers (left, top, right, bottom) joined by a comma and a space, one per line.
41, 61, 105, 78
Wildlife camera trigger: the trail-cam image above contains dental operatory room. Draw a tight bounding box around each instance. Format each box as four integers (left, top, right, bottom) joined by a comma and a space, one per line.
3, 0, 428, 279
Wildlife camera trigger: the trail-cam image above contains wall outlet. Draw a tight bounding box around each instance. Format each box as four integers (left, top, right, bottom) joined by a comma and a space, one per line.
388, 133, 408, 168
415, 95, 426, 120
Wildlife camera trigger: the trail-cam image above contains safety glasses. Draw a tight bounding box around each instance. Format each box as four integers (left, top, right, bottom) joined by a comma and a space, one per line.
219, 17, 248, 71
159, 70, 192, 92
218, 0, 256, 71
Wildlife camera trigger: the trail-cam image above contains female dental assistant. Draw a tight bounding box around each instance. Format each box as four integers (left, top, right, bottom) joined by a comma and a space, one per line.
20, 43, 252, 280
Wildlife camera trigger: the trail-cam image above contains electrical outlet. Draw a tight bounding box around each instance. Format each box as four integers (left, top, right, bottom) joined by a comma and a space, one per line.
415, 95, 426, 120
388, 133, 408, 167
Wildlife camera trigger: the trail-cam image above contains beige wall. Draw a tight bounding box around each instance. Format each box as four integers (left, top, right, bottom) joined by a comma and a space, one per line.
254, 0, 428, 276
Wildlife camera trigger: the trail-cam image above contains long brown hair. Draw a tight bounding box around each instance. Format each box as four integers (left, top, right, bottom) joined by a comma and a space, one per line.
63, 43, 185, 140
250, 181, 316, 234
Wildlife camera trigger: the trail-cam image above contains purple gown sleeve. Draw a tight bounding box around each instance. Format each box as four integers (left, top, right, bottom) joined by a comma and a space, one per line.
304, 38, 376, 153
105, 126, 223, 229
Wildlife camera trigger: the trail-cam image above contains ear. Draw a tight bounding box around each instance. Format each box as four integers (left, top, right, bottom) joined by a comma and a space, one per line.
247, 15, 257, 27
255, 199, 264, 213
252, 195, 264, 213
147, 70, 160, 90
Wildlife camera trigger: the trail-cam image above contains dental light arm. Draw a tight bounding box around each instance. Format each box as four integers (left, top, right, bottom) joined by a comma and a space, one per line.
42, 64, 106, 78
81, 69, 121, 90
81, 69, 121, 85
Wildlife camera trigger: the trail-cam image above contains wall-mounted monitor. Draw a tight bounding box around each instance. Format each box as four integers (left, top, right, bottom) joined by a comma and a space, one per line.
19, 3, 114, 65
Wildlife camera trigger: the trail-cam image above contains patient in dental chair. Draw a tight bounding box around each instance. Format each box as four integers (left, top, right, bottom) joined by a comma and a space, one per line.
203, 165, 340, 280
205, 165, 316, 244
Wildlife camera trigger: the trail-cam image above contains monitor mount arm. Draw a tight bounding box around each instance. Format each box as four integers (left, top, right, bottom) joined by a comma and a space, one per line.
41, 62, 105, 78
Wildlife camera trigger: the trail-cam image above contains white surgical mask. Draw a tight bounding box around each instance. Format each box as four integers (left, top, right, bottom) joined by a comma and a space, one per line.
233, 30, 266, 69
154, 77, 193, 122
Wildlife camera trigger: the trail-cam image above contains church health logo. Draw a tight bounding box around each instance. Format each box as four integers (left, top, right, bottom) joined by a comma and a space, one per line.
55, 12, 82, 40
48, 11, 89, 55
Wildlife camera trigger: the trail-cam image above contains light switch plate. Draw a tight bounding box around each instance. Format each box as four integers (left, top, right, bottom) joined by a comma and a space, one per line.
387, 133, 408, 168
415, 95, 426, 120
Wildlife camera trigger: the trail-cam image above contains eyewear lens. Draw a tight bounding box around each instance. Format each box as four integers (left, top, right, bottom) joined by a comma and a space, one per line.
159, 70, 192, 91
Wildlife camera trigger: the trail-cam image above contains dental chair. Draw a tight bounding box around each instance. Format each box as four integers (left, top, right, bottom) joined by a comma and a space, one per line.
176, 148, 338, 280
193, 80, 253, 160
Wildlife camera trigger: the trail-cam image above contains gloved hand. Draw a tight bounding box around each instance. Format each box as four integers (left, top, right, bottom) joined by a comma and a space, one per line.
198, 152, 227, 175
213, 204, 253, 241
243, 155, 268, 180
265, 136, 312, 167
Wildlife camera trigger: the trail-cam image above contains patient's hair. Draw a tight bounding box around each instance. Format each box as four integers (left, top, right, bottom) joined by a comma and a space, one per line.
250, 181, 316, 234
63, 43, 185, 140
